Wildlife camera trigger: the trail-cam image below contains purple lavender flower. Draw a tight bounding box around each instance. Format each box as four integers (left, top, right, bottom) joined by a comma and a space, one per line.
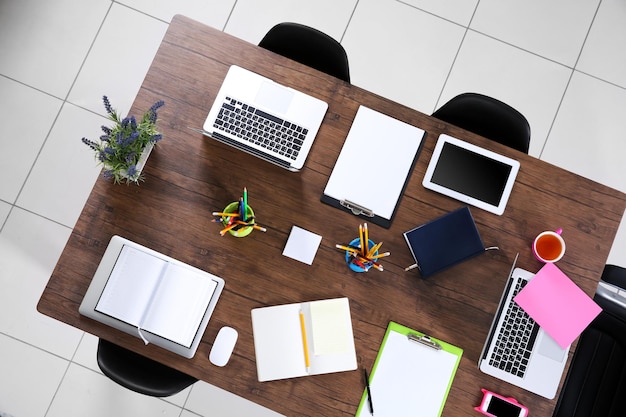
148, 100, 164, 124
102, 96, 114, 116
101, 125, 112, 135
81, 137, 99, 151
126, 165, 137, 178
125, 152, 136, 164
103, 169, 114, 179
149, 133, 163, 143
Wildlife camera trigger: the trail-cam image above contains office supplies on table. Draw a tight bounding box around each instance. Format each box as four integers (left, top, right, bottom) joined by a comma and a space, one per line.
423, 134, 520, 215
195, 65, 328, 172
251, 297, 356, 382
282, 225, 322, 265
363, 368, 374, 415
514, 262, 602, 348
321, 105, 426, 228
355, 322, 463, 417
209, 326, 238, 367
475, 388, 528, 417
403, 206, 486, 278
79, 236, 224, 358
213, 187, 266, 237
337, 223, 386, 272
479, 255, 570, 399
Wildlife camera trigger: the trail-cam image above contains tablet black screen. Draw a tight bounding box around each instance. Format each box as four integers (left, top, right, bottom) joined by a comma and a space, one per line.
431, 142, 512, 206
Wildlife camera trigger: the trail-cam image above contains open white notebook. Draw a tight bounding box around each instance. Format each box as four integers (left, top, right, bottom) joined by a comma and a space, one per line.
251, 297, 357, 382
80, 236, 224, 358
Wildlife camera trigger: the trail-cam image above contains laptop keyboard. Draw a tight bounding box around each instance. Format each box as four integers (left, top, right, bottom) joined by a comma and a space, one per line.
213, 97, 308, 161
488, 279, 540, 378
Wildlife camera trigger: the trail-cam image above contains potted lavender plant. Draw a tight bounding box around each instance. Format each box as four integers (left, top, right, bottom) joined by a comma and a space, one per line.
82, 96, 164, 185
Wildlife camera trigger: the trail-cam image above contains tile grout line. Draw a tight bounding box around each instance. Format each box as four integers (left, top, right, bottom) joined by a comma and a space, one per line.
537, 0, 604, 160
6, 3, 113, 237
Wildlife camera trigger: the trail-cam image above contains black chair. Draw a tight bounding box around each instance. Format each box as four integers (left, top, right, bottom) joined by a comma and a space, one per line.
97, 339, 197, 397
259, 22, 350, 83
432, 93, 531, 154
553, 264, 626, 417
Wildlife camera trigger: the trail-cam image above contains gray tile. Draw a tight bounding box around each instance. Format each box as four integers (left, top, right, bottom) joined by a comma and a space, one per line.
471, 0, 599, 67
608, 208, 626, 268
0, 334, 69, 417
542, 71, 626, 193
67, 3, 168, 118
577, 0, 626, 88
0, 201, 10, 228
0, 208, 82, 358
118, 0, 236, 28
0, 0, 110, 98
400, 0, 479, 26
0, 78, 62, 203
47, 363, 183, 417
186, 381, 285, 417
16, 103, 105, 228
225, 0, 357, 44
439, 30, 571, 157
343, 0, 465, 112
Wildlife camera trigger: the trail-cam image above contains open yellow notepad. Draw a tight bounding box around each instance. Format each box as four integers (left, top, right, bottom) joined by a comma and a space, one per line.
356, 322, 463, 417
251, 297, 357, 382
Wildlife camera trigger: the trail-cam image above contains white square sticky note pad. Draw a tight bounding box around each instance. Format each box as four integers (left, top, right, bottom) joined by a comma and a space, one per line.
282, 226, 322, 265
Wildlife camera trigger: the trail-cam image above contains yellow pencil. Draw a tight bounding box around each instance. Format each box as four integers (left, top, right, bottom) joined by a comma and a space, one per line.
336, 244, 360, 253
219, 222, 238, 236
252, 225, 267, 232
299, 311, 311, 371
359, 224, 364, 255
367, 241, 383, 258
213, 212, 240, 217
363, 223, 369, 254
369, 251, 391, 259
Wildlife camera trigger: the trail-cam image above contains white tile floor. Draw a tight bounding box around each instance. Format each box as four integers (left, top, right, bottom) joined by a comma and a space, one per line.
1, 1, 625, 415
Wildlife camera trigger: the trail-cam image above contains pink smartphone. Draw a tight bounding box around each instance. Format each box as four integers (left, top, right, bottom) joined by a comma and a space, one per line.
474, 388, 528, 417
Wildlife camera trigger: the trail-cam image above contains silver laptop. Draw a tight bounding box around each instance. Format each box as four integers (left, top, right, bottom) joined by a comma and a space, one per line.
479, 255, 570, 399
197, 65, 328, 171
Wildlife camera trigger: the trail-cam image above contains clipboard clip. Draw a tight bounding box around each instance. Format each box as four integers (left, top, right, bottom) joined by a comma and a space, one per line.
340, 200, 374, 217
408, 333, 442, 350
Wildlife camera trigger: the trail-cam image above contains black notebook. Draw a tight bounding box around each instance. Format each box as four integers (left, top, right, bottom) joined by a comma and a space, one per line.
403, 206, 485, 278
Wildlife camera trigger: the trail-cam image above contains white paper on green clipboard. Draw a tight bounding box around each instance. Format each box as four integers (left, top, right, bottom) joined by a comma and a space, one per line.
356, 322, 463, 417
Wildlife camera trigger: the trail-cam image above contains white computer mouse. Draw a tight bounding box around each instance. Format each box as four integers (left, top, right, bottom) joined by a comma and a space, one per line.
209, 326, 238, 367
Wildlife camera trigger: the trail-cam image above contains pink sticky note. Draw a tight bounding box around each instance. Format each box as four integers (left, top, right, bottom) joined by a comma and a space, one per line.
514, 263, 602, 348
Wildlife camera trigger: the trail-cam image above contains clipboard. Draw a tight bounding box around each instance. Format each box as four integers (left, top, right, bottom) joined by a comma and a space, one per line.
356, 322, 463, 417
321, 106, 426, 228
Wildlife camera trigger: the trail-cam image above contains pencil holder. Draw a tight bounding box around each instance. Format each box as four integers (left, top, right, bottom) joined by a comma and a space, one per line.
345, 238, 377, 272
222, 201, 255, 237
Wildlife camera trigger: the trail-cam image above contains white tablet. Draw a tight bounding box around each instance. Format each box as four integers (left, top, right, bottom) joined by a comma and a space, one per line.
79, 236, 224, 358
423, 134, 520, 215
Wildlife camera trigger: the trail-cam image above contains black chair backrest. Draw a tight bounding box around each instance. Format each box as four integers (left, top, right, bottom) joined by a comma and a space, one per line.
259, 22, 350, 83
432, 93, 530, 154
552, 265, 626, 417
97, 339, 197, 397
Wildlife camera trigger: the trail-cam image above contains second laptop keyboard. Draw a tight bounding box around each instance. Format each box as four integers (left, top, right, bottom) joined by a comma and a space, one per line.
213, 97, 308, 161
488, 279, 540, 378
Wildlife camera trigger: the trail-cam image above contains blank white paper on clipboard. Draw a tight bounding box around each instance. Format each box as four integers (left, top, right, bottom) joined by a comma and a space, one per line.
356, 322, 463, 417
322, 106, 426, 228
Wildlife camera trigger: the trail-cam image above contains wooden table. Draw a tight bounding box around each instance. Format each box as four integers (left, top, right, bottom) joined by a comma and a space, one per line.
38, 15, 626, 416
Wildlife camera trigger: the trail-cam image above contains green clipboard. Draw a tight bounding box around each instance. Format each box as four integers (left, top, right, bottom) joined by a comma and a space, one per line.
356, 322, 463, 417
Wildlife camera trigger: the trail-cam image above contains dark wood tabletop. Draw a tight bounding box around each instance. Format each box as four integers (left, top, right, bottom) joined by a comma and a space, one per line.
38, 15, 626, 417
